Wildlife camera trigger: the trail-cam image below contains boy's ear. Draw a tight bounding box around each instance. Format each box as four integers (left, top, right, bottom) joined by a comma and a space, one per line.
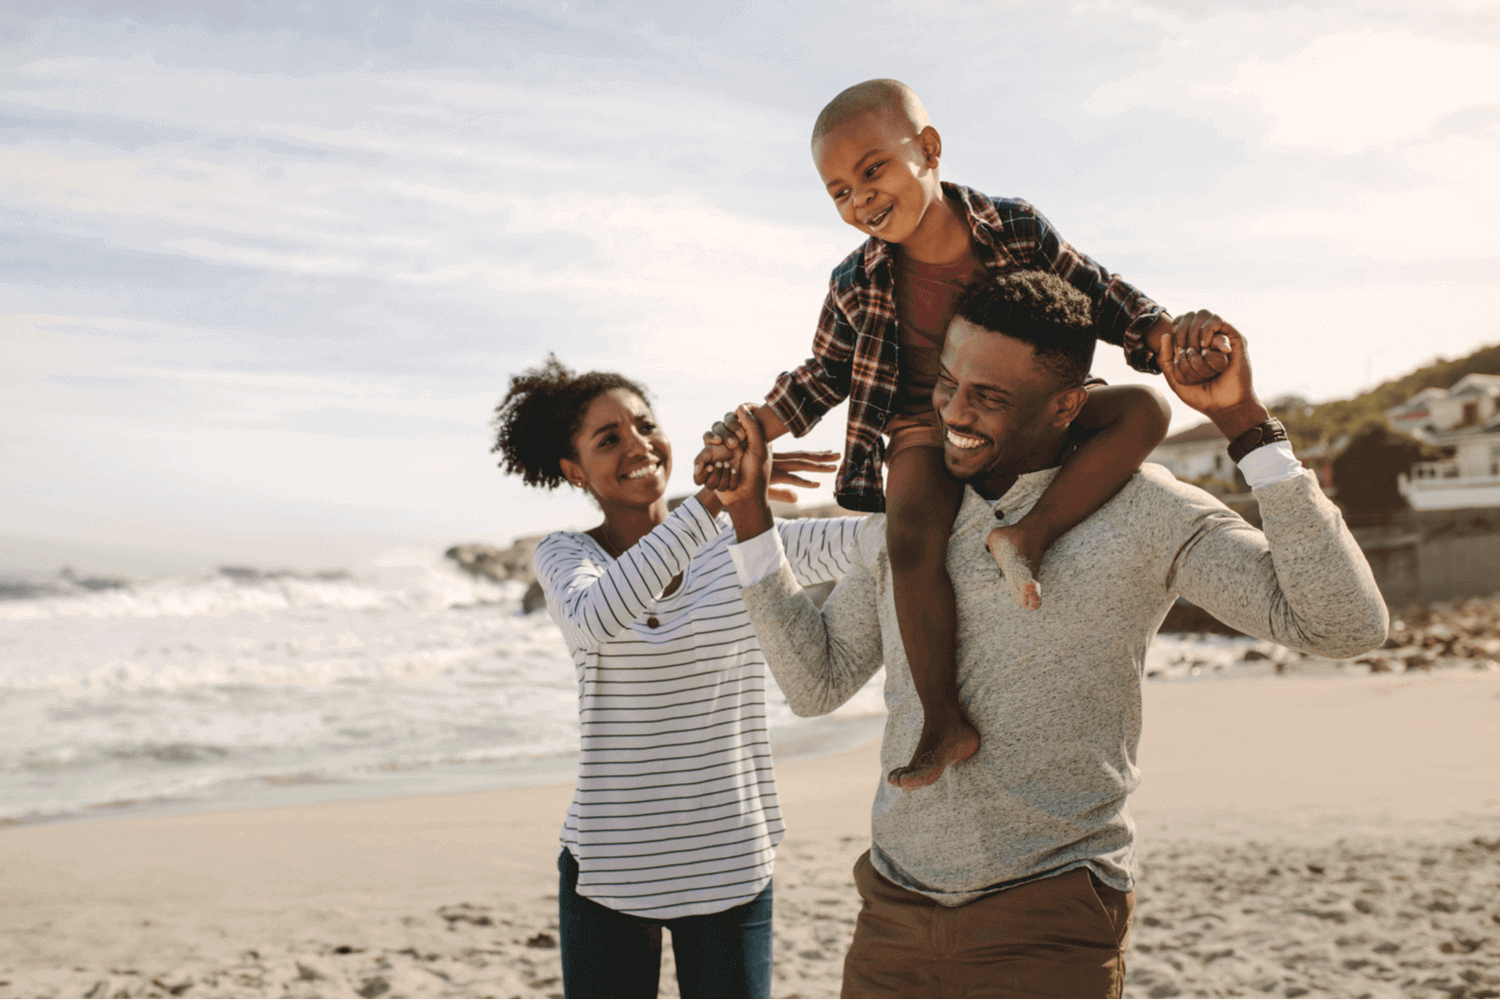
917, 125, 942, 167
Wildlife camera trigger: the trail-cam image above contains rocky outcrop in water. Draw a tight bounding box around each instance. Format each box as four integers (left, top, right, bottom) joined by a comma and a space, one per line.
445, 539, 542, 586
446, 538, 549, 614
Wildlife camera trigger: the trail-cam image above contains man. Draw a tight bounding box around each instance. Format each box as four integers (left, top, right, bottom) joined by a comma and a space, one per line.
714, 271, 1388, 998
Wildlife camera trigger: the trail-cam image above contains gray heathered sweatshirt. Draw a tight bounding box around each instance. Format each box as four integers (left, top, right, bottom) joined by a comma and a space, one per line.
741, 464, 1388, 904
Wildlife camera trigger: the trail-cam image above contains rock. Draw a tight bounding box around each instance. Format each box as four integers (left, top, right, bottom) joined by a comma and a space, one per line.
446, 537, 544, 586
356, 976, 389, 998
522, 580, 547, 614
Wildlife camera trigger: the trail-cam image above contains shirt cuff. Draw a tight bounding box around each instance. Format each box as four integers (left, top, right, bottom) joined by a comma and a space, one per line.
1240, 440, 1303, 489
729, 526, 785, 587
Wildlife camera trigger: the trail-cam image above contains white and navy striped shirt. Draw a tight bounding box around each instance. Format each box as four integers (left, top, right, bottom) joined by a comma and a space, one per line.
534, 497, 861, 919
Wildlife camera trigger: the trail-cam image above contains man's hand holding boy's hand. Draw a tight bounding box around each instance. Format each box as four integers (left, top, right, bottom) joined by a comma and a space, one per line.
694, 408, 753, 490
709, 405, 839, 541
696, 406, 835, 501
1151, 313, 1232, 385
715, 405, 774, 541
1160, 311, 1270, 441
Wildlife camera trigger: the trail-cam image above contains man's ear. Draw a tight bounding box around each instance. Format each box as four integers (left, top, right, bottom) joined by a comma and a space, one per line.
1051, 385, 1090, 428
918, 125, 942, 167
559, 456, 584, 489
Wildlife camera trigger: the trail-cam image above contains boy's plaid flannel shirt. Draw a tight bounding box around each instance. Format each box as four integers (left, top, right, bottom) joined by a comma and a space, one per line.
763, 183, 1166, 512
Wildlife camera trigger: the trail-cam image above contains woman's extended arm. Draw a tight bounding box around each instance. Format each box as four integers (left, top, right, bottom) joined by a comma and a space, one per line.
777, 516, 864, 586
532, 496, 724, 652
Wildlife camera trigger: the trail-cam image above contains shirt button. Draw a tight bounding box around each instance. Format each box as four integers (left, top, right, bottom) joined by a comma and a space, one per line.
646, 616, 659, 629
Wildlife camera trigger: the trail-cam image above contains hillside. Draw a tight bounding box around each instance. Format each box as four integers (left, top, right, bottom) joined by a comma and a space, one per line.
1270, 340, 1500, 450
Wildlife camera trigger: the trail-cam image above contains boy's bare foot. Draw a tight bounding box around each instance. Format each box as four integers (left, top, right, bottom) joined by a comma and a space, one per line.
887, 711, 980, 790
986, 524, 1043, 611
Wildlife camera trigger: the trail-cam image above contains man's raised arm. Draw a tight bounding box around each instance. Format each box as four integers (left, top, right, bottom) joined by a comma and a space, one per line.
1158, 315, 1389, 657
717, 405, 886, 718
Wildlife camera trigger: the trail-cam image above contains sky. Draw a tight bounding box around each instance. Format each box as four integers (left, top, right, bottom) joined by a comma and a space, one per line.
3, 0, 1498, 575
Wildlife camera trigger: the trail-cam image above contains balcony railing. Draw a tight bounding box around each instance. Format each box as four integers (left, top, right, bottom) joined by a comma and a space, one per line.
1411, 460, 1463, 480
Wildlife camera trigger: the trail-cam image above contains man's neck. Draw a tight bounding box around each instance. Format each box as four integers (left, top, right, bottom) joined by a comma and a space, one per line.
970, 432, 1071, 502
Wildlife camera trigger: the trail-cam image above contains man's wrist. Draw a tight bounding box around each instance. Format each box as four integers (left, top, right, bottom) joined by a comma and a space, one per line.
1206, 399, 1272, 441
726, 496, 774, 542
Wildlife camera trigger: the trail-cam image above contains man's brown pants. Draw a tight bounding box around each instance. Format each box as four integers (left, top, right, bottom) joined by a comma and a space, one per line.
841, 852, 1134, 998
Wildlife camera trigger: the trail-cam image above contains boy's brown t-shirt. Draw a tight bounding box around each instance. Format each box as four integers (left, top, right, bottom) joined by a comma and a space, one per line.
893, 241, 980, 416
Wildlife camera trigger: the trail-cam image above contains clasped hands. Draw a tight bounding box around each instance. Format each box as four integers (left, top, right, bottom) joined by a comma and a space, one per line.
692, 405, 836, 506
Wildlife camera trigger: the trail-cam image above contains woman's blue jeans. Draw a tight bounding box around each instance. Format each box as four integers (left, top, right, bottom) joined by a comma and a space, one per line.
557, 848, 773, 999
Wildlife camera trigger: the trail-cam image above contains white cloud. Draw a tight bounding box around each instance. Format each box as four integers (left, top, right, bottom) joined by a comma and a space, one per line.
1238, 29, 1500, 154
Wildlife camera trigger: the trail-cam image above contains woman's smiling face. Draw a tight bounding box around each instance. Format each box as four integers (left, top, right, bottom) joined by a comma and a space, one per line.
562, 388, 670, 507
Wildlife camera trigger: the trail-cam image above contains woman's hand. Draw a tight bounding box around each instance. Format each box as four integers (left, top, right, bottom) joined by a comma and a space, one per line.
768, 450, 838, 504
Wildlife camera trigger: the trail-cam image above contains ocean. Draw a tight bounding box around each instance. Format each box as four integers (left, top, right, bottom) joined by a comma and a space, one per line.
0, 548, 1265, 825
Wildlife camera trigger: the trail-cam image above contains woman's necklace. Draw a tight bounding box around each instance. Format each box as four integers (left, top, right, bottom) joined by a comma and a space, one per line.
595, 520, 629, 560
596, 519, 682, 607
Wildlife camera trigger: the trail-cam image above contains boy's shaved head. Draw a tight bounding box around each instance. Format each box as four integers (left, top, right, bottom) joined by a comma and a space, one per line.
812, 78, 931, 146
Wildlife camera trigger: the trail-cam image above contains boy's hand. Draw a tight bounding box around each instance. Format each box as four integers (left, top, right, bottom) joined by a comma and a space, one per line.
705, 409, 751, 447
1152, 313, 1232, 385
696, 407, 756, 489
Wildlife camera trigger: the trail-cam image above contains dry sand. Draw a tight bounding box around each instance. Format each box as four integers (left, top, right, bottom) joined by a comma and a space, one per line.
3, 668, 1498, 1000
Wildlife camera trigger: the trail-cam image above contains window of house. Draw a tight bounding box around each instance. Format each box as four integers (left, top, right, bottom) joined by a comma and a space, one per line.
1462, 401, 1479, 425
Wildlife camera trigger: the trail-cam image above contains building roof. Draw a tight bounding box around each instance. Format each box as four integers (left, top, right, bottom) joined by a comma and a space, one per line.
1160, 420, 1226, 445
1449, 373, 1500, 397
1387, 376, 1500, 419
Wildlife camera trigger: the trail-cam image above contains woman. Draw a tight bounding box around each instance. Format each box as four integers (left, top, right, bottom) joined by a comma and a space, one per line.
492, 356, 859, 999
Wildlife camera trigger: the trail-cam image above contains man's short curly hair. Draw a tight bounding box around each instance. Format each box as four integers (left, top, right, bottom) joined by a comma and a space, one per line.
491, 355, 651, 490
953, 272, 1096, 390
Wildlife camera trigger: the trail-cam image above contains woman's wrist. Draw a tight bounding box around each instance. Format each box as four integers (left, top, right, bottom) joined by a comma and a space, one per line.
695, 485, 725, 517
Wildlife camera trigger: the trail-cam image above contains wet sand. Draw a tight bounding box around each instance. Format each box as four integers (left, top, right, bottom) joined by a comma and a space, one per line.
3, 669, 1498, 999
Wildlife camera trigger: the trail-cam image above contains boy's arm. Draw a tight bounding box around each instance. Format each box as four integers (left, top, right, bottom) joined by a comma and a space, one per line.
1013, 199, 1168, 375
992, 383, 1170, 609
1028, 384, 1172, 547
763, 283, 860, 436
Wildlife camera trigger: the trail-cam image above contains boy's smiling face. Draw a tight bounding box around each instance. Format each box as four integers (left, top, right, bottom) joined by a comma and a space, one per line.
813, 108, 945, 246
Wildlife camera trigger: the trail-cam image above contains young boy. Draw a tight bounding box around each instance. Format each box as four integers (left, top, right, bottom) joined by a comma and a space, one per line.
699, 79, 1227, 791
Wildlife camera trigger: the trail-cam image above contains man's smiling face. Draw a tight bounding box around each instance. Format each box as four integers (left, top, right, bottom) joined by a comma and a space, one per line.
932, 316, 1076, 484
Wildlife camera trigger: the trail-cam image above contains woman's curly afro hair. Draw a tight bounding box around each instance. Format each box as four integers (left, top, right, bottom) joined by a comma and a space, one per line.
491, 355, 651, 490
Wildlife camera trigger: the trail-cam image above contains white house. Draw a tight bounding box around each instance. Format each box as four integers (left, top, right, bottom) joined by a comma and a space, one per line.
1148, 421, 1232, 483
1391, 374, 1500, 510
1386, 374, 1500, 438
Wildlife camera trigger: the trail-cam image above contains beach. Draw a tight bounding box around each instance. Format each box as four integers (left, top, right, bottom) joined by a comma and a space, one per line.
4, 667, 1498, 1000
